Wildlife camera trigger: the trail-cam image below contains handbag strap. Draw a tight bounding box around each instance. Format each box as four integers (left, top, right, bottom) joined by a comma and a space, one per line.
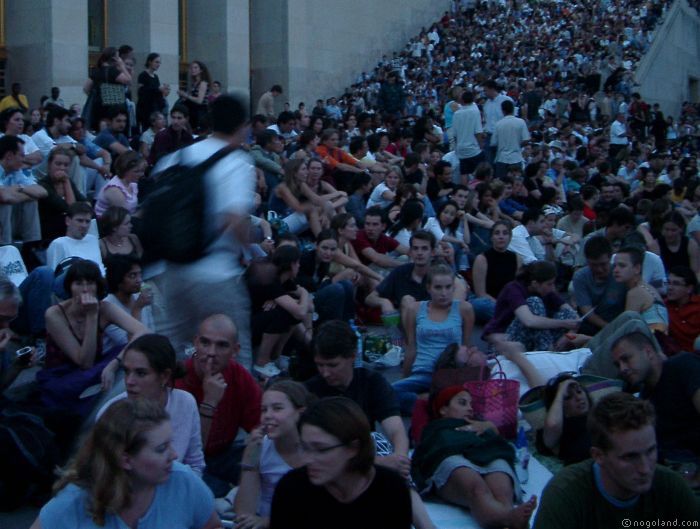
488, 356, 507, 380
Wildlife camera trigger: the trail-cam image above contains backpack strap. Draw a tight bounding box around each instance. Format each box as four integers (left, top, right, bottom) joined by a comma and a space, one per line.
194, 145, 237, 172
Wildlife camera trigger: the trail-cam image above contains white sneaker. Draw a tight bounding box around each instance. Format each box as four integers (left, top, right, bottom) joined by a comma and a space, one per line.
253, 362, 281, 378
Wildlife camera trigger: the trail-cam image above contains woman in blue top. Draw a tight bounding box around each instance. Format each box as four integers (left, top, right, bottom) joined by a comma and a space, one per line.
392, 264, 474, 415
30, 398, 219, 529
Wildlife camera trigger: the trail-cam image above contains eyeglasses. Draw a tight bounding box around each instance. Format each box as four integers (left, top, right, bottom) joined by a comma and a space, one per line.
668, 280, 687, 287
300, 442, 346, 456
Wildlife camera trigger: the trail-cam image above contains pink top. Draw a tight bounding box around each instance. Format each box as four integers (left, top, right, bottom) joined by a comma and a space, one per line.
94, 176, 139, 216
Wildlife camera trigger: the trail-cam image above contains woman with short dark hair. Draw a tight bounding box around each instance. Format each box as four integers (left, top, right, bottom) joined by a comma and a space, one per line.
270, 397, 412, 529
37, 259, 148, 415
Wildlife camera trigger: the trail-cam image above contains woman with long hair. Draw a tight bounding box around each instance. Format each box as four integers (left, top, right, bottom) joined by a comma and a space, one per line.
269, 397, 412, 529
30, 399, 219, 529
94, 151, 145, 217
83, 47, 132, 131
329, 213, 383, 289
177, 60, 211, 132
482, 260, 580, 355
98, 334, 204, 474
98, 206, 143, 261
657, 211, 700, 277
394, 265, 474, 416
305, 158, 348, 217
387, 199, 426, 248
235, 380, 313, 529
269, 159, 323, 236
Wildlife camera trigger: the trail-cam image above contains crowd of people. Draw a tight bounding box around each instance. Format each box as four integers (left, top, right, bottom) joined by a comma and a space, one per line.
0, 0, 699, 528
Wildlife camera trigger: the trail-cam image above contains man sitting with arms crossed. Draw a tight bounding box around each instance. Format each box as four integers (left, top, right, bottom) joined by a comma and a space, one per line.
175, 314, 261, 497
534, 393, 699, 528
0, 135, 47, 245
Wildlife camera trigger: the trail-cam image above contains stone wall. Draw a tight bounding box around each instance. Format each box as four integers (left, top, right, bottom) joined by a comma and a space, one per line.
635, 0, 700, 117
251, 0, 451, 115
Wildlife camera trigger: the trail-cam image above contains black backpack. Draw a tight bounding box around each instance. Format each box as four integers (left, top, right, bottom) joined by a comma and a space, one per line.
139, 145, 235, 264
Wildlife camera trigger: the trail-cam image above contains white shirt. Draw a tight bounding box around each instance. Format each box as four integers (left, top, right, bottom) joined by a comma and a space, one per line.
30, 129, 76, 157
452, 103, 483, 159
483, 94, 513, 133
150, 137, 255, 281
508, 224, 543, 264
492, 115, 530, 164
610, 119, 629, 145
46, 235, 105, 275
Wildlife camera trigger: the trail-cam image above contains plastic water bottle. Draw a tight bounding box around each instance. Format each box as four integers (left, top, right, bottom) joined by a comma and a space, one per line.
515, 427, 530, 484
350, 320, 364, 368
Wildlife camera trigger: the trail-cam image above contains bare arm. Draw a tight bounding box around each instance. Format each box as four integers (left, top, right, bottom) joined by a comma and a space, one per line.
401, 303, 418, 377
333, 250, 382, 282
364, 290, 395, 313
472, 254, 492, 299
234, 428, 264, 518
460, 301, 475, 345
361, 247, 403, 268
514, 304, 579, 330
542, 379, 577, 451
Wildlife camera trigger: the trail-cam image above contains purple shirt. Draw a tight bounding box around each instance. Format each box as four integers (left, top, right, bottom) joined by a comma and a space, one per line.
482, 279, 564, 337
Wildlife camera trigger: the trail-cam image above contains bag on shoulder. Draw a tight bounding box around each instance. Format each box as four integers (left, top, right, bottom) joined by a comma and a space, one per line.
139, 146, 235, 264
99, 82, 126, 106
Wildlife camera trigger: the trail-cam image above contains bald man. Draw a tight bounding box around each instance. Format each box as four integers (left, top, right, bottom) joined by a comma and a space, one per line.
176, 314, 262, 496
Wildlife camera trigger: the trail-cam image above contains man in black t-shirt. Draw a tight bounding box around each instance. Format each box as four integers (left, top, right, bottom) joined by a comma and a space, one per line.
305, 320, 410, 475
611, 332, 700, 473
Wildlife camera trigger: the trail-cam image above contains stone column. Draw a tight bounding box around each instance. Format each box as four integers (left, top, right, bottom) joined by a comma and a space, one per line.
250, 0, 288, 116
187, 0, 251, 95
107, 0, 180, 110
5, 0, 88, 110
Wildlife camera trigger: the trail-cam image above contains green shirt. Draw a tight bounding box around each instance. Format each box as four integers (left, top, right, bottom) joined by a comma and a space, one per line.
533, 460, 700, 529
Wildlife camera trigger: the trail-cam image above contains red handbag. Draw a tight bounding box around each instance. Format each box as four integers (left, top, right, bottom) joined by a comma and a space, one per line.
463, 358, 520, 439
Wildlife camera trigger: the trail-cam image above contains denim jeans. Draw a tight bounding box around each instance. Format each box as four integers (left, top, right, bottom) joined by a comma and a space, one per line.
313, 280, 355, 322
468, 294, 496, 324
392, 372, 433, 416
12, 266, 61, 336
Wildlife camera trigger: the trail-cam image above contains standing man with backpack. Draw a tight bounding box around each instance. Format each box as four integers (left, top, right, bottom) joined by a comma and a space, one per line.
146, 94, 254, 368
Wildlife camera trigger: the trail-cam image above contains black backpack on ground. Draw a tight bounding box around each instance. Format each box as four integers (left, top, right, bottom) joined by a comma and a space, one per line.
139, 145, 235, 264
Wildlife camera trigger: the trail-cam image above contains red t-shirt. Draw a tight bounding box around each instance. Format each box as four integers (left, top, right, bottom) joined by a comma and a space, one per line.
667, 295, 700, 352
352, 230, 400, 265
176, 358, 261, 456
583, 204, 597, 221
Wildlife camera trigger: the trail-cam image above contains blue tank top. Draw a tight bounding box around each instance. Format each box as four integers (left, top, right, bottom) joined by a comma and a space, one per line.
413, 300, 463, 374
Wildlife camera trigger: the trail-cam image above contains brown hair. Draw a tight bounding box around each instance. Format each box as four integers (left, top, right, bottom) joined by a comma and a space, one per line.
588, 392, 655, 451
54, 399, 168, 525
299, 397, 375, 473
